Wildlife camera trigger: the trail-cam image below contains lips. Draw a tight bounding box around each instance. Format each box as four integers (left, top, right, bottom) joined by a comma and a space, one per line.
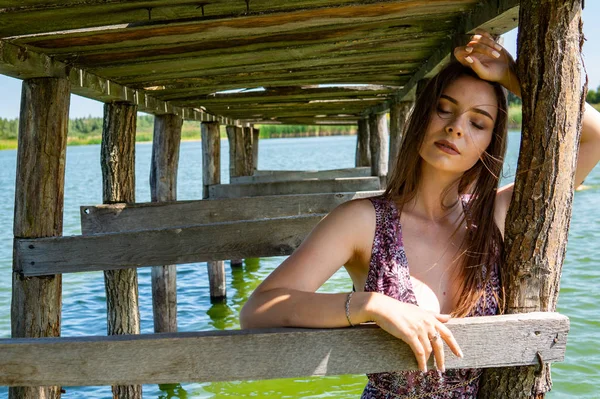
434, 140, 460, 155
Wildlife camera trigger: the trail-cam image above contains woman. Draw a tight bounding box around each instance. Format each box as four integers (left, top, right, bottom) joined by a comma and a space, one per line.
240, 31, 600, 397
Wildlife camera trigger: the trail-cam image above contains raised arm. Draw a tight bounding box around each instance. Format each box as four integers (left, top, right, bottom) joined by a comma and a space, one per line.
454, 31, 600, 234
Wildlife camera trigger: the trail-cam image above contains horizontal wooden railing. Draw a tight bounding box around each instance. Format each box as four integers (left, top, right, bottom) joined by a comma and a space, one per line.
0, 312, 569, 387
231, 167, 372, 184
209, 177, 381, 198
81, 191, 382, 234
16, 215, 325, 276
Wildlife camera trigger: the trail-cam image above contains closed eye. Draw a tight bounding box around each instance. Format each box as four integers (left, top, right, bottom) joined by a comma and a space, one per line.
471, 122, 484, 130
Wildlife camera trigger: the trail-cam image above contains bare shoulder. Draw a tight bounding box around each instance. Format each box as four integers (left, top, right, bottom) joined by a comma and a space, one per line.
494, 183, 514, 238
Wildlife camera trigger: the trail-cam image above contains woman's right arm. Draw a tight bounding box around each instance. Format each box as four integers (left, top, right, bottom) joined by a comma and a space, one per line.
239, 198, 378, 329
240, 199, 463, 372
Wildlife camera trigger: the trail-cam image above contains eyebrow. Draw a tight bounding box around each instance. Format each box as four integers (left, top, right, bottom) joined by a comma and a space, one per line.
440, 94, 495, 122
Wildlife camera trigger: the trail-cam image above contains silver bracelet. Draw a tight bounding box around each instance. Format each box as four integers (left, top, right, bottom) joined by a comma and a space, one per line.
345, 291, 355, 327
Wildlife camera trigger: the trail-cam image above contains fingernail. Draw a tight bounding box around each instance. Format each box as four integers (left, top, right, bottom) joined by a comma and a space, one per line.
459, 349, 464, 358
492, 50, 501, 58
494, 43, 503, 51
440, 367, 446, 373
465, 56, 473, 64
465, 46, 473, 53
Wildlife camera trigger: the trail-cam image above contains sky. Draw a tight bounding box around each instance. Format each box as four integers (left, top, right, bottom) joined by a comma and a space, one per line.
0, 3, 598, 120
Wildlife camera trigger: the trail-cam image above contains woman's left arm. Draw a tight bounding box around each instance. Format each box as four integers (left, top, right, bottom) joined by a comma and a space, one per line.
455, 30, 600, 233
574, 103, 600, 187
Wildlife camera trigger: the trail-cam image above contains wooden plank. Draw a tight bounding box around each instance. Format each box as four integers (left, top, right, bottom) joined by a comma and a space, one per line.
10, 77, 70, 399
209, 177, 381, 198
17, 215, 326, 276
356, 118, 371, 167
0, 312, 569, 387
0, 0, 477, 38
364, 0, 520, 115
80, 191, 381, 234
231, 167, 372, 183
0, 40, 235, 124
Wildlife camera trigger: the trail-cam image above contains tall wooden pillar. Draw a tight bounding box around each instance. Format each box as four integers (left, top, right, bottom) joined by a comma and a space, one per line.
226, 125, 245, 267
202, 122, 226, 301
101, 102, 142, 399
150, 114, 182, 333
478, 1, 584, 398
368, 113, 389, 179
10, 77, 70, 399
252, 127, 260, 172
243, 126, 254, 175
355, 118, 370, 167
388, 102, 413, 173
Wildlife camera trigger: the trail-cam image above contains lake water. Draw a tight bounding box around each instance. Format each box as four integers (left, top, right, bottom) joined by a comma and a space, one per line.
0, 134, 598, 398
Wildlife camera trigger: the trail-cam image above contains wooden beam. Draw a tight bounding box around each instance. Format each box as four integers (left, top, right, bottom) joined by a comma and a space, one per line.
10, 76, 70, 399
101, 101, 142, 399
388, 101, 413, 170
363, 0, 520, 115
150, 114, 183, 334
80, 191, 382, 234
368, 113, 389, 177
16, 215, 326, 276
478, 1, 584, 397
0, 40, 235, 124
0, 313, 569, 387
0, 1, 476, 38
231, 167, 372, 184
201, 121, 226, 301
209, 177, 381, 198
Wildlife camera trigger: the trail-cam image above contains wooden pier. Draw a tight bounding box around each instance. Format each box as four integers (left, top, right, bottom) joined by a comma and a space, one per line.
0, 0, 585, 398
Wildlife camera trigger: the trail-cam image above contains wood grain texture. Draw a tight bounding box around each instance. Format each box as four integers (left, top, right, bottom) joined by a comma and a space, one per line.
209, 177, 381, 198
200, 121, 226, 299
478, 1, 584, 398
243, 126, 254, 176
388, 101, 413, 171
101, 102, 142, 399
201, 122, 221, 199
80, 191, 382, 234
10, 77, 70, 399
150, 114, 182, 334
252, 128, 260, 172
17, 215, 326, 276
356, 118, 371, 167
0, 313, 569, 387
230, 167, 371, 184
368, 113, 389, 177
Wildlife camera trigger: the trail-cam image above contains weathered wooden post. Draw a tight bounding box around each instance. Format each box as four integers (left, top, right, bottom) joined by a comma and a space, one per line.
102, 102, 142, 399
478, 1, 584, 397
225, 125, 247, 267
202, 121, 226, 301
388, 102, 413, 172
356, 118, 371, 167
252, 127, 260, 172
10, 77, 69, 399
243, 126, 254, 175
368, 113, 389, 182
150, 114, 182, 333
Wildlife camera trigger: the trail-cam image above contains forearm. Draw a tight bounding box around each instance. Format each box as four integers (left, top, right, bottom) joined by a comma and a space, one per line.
240, 288, 380, 329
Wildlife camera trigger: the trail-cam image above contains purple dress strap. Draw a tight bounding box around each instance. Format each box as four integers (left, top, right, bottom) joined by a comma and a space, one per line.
360, 196, 501, 399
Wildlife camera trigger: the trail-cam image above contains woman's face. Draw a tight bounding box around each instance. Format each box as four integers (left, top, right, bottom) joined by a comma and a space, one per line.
419, 75, 498, 175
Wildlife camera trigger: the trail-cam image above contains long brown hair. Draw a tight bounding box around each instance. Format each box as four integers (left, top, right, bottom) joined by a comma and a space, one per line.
384, 62, 508, 317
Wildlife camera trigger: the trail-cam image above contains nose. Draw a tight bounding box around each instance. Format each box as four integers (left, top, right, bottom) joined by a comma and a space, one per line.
444, 118, 463, 138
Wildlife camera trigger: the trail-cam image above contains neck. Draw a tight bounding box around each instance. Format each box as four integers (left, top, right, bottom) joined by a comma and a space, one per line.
405, 161, 463, 221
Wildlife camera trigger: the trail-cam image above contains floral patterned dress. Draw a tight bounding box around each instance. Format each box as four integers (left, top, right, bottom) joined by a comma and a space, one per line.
361, 196, 501, 399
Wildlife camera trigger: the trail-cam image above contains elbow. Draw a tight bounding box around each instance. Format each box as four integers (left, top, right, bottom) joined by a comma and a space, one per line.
239, 288, 292, 329
239, 299, 257, 329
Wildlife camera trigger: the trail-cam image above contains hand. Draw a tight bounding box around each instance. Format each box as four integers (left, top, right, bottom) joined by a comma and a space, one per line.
454, 30, 520, 95
369, 293, 463, 373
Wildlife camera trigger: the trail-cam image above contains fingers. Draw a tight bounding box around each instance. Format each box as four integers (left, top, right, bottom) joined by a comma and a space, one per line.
430, 330, 445, 372
418, 333, 433, 372
436, 322, 464, 359
407, 337, 428, 372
